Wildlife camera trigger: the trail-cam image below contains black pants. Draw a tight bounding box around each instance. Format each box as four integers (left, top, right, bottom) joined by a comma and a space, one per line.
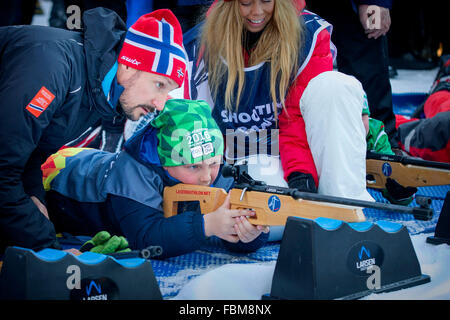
307, 2, 397, 144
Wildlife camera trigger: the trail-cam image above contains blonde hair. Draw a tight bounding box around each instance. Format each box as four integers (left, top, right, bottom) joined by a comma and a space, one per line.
200, 0, 304, 118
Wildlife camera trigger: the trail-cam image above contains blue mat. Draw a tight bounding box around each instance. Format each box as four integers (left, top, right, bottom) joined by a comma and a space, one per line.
364, 185, 449, 235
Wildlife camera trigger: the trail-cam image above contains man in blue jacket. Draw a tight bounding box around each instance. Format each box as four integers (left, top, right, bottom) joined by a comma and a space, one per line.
0, 8, 187, 252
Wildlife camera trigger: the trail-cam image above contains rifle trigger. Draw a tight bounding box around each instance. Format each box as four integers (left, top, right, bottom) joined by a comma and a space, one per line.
240, 187, 248, 201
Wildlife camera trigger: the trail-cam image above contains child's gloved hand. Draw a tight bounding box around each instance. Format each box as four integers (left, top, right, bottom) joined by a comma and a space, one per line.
381, 178, 418, 206
80, 231, 131, 254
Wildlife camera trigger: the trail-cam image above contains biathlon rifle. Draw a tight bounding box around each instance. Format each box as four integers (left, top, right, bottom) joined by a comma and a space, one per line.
163, 164, 434, 225
366, 151, 450, 189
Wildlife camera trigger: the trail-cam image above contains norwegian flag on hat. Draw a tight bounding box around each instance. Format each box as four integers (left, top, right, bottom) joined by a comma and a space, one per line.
118, 9, 187, 88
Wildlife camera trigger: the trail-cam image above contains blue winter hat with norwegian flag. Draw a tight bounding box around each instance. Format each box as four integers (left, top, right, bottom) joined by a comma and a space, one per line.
118, 9, 187, 88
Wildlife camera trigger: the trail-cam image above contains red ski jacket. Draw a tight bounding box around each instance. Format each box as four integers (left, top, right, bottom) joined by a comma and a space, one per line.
279, 12, 334, 185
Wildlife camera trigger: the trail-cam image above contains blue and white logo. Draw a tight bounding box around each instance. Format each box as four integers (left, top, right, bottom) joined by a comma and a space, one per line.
70, 277, 119, 300
347, 241, 384, 275
358, 246, 371, 260
382, 162, 392, 177
86, 280, 101, 296
268, 195, 281, 212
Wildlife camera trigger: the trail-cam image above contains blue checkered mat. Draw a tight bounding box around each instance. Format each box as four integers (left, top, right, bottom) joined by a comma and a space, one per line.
150, 241, 281, 298
364, 185, 449, 235
151, 184, 449, 299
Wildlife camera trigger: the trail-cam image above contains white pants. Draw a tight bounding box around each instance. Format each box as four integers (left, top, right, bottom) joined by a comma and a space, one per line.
242, 71, 374, 241
242, 71, 373, 201
300, 71, 374, 202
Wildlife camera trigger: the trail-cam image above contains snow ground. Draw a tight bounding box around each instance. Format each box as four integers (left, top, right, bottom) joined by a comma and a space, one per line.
391, 68, 439, 94
172, 233, 450, 300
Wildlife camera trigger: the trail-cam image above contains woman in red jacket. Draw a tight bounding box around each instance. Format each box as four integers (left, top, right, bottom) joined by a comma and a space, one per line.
184, 0, 372, 202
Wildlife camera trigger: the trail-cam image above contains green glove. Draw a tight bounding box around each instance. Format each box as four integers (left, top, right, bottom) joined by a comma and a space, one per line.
80, 231, 131, 254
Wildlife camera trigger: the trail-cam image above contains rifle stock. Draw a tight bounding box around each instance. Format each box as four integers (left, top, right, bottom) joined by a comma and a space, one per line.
163, 184, 366, 225
163, 185, 228, 218
366, 152, 450, 189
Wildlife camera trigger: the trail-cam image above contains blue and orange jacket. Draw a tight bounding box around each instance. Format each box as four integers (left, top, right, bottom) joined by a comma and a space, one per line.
42, 123, 268, 258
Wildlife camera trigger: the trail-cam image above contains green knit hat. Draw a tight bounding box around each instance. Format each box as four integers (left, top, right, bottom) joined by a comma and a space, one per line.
151, 99, 224, 166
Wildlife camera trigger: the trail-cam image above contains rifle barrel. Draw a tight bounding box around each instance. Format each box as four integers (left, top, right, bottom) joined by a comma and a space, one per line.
238, 183, 434, 221
366, 152, 450, 171
292, 190, 432, 221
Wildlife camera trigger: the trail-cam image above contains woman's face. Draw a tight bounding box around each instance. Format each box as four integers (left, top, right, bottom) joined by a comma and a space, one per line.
238, 0, 275, 33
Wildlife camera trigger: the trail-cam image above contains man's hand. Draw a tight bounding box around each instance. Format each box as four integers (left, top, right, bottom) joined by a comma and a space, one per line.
358, 5, 391, 39
31, 195, 49, 219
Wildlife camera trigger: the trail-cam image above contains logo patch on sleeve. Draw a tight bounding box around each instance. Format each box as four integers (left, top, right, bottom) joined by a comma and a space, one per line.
26, 86, 55, 118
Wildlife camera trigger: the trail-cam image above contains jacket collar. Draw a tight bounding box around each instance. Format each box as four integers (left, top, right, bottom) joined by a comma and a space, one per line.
82, 7, 127, 119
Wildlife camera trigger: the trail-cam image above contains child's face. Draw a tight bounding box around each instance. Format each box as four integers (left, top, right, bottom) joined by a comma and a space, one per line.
165, 155, 222, 186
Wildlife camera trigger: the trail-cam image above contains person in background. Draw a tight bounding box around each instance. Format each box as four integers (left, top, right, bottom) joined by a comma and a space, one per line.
394, 54, 450, 163
306, 1, 398, 147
